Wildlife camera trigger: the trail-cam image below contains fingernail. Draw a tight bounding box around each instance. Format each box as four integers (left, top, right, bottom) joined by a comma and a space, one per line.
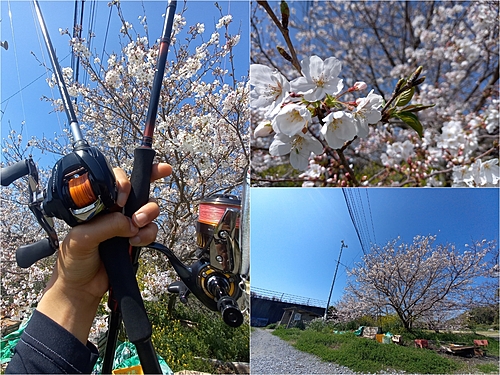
133, 212, 147, 227
117, 191, 128, 207
129, 236, 141, 246
129, 218, 139, 233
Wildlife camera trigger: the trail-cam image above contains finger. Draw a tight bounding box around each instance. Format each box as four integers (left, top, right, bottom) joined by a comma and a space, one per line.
131, 201, 161, 228
129, 222, 158, 246
67, 212, 139, 249
113, 168, 131, 207
151, 163, 172, 182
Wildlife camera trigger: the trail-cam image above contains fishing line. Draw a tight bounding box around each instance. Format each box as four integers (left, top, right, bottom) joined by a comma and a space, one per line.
100, 4, 113, 77
7, 0, 29, 140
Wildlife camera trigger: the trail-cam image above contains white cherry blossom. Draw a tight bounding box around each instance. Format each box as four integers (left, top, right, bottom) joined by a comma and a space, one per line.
320, 110, 357, 149
271, 103, 311, 137
254, 121, 273, 137
353, 89, 383, 138
291, 55, 344, 101
269, 132, 323, 170
250, 64, 290, 116
380, 140, 415, 167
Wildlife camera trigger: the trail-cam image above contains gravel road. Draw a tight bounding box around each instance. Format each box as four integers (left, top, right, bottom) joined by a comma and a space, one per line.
250, 328, 357, 374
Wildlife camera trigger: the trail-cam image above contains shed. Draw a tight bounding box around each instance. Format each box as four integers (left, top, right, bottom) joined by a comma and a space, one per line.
278, 306, 322, 328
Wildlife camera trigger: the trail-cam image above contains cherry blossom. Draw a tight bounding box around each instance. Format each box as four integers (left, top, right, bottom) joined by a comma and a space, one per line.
320, 110, 356, 149
338, 235, 497, 330
251, 0, 499, 187
353, 90, 383, 138
250, 64, 290, 116
290, 55, 343, 102
269, 132, 323, 171
271, 103, 311, 137
1, 2, 248, 342
380, 140, 415, 167
254, 121, 273, 138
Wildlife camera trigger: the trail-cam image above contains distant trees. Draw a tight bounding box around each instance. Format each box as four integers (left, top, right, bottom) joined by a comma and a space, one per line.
334, 235, 498, 331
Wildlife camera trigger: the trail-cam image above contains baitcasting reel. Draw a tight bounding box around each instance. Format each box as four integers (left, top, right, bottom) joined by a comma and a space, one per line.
1, 145, 117, 268
149, 194, 246, 327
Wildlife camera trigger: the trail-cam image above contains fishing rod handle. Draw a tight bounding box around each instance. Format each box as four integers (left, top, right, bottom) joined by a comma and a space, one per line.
1, 160, 30, 186
124, 148, 155, 216
98, 147, 161, 374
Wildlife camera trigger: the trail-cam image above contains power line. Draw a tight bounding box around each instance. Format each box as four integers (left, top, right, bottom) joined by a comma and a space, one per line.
365, 189, 377, 244
1, 54, 72, 106
349, 189, 370, 249
342, 188, 368, 255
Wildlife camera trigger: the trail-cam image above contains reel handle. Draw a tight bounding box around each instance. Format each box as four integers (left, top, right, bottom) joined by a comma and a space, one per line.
16, 238, 57, 268
167, 280, 190, 303
206, 274, 244, 328
1, 160, 30, 186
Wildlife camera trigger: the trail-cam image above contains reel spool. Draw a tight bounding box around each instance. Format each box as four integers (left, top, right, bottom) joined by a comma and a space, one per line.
197, 194, 240, 250
43, 146, 117, 227
68, 172, 98, 208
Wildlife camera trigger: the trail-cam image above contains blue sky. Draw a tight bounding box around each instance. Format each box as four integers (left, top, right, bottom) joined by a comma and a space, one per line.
1, 0, 249, 167
250, 188, 499, 307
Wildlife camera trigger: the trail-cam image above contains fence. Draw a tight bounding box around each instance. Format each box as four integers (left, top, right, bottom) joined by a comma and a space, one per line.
251, 286, 327, 309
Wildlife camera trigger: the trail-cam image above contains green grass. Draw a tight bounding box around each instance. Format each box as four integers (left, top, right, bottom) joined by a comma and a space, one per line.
273, 329, 464, 374
145, 297, 249, 373
476, 363, 499, 373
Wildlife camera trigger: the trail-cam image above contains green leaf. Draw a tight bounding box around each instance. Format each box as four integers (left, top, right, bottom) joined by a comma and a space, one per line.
324, 93, 340, 108
402, 103, 436, 113
395, 111, 423, 138
395, 87, 415, 107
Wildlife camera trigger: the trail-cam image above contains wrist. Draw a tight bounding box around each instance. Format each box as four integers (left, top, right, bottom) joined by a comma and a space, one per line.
37, 275, 101, 344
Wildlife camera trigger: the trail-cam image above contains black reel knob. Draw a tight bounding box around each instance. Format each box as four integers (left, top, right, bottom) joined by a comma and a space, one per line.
217, 296, 244, 328
206, 274, 243, 328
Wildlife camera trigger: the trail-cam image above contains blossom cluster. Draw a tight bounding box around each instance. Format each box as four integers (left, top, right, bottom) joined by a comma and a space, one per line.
251, 55, 383, 170
251, 0, 498, 186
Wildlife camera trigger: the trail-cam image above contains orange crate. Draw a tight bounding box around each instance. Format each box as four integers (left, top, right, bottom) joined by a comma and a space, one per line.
112, 365, 144, 374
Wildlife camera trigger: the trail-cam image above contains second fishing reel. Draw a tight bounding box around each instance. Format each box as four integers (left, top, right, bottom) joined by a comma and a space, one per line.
150, 194, 246, 327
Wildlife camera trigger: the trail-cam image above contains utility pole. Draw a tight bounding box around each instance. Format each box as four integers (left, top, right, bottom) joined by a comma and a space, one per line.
324, 240, 348, 320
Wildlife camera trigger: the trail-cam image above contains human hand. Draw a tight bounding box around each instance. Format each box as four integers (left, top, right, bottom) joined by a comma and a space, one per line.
37, 163, 172, 343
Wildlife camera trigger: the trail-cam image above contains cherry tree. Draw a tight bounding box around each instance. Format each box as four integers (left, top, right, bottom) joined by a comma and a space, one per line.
334, 235, 498, 331
250, 0, 499, 187
1, 0, 248, 340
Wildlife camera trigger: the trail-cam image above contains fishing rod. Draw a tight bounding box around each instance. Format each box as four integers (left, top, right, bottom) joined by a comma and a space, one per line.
97, 1, 178, 372
1, 0, 248, 372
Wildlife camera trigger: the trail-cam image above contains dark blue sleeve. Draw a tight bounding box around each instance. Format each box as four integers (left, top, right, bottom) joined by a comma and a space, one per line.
5, 310, 99, 374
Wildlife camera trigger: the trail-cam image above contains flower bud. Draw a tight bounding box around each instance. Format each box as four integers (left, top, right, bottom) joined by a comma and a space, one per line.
280, 0, 290, 29
254, 121, 273, 137
352, 81, 367, 91
277, 46, 293, 62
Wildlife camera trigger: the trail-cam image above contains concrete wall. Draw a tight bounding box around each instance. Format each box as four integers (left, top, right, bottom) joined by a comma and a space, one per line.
251, 296, 325, 327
